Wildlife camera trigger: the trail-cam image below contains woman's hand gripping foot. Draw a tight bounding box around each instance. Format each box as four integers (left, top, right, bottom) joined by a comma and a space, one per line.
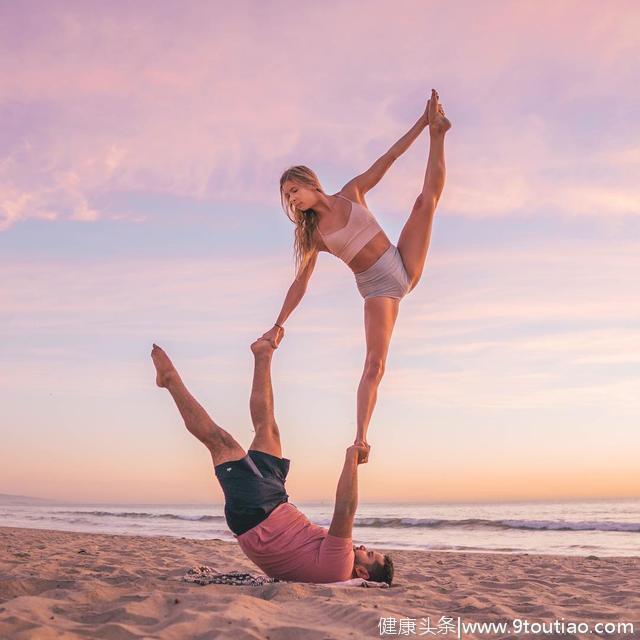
250, 337, 276, 356
258, 324, 285, 349
427, 88, 452, 135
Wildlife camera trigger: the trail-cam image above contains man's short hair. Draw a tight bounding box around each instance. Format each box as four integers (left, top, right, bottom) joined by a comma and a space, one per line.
368, 554, 394, 586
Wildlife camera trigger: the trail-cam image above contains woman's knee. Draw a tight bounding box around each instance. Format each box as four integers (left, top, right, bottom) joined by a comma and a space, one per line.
363, 355, 386, 383
414, 191, 437, 213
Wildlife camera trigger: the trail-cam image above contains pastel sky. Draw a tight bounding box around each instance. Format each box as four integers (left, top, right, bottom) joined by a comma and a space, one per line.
1, 0, 639, 504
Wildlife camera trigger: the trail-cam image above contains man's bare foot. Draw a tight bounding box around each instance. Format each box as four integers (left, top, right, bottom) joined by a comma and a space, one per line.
259, 325, 284, 349
151, 343, 180, 388
250, 338, 275, 357
428, 89, 452, 135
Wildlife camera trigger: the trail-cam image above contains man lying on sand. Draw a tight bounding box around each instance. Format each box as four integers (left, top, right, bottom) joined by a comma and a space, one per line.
151, 339, 394, 585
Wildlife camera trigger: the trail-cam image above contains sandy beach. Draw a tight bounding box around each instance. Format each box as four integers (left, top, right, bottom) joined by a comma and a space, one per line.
0, 526, 638, 639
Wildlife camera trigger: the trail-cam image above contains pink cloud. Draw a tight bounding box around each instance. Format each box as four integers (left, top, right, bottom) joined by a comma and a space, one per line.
1, 1, 639, 228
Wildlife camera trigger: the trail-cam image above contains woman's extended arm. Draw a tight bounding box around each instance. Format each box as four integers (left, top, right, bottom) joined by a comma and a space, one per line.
345, 101, 430, 196
387, 111, 429, 160
259, 249, 319, 347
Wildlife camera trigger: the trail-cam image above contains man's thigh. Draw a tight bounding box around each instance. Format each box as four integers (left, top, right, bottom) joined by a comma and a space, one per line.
206, 436, 246, 467
249, 422, 282, 459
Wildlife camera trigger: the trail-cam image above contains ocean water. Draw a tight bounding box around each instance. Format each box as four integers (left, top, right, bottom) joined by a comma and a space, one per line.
1, 499, 638, 557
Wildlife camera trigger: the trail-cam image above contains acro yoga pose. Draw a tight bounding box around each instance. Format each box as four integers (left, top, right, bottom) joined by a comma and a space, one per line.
260, 89, 451, 461
151, 341, 393, 584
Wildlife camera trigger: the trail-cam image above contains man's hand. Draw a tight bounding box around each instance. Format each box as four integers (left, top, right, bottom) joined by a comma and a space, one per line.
330, 444, 365, 538
347, 444, 370, 465
259, 324, 284, 348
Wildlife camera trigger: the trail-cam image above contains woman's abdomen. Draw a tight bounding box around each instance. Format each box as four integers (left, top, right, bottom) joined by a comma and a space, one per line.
347, 231, 392, 273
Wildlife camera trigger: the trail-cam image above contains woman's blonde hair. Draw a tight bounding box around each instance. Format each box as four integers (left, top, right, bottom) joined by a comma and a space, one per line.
280, 165, 324, 276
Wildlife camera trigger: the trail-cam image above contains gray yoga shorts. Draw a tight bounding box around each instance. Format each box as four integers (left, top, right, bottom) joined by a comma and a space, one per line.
354, 244, 411, 300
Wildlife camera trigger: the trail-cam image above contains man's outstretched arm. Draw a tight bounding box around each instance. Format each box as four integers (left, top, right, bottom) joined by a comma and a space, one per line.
328, 445, 368, 538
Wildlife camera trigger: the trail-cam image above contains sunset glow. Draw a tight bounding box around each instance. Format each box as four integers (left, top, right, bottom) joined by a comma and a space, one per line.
1, 1, 639, 503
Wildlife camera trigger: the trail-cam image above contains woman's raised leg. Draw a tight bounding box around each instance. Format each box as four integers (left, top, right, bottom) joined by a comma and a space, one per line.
397, 89, 451, 291
355, 297, 400, 461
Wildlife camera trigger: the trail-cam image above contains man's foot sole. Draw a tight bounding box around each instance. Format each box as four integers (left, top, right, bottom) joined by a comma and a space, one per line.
151, 344, 180, 388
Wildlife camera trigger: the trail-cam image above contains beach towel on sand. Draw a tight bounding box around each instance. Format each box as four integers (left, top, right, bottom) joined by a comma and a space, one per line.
183, 566, 389, 588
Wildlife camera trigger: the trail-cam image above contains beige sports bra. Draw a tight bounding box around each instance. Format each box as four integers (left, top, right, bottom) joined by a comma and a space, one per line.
317, 194, 384, 265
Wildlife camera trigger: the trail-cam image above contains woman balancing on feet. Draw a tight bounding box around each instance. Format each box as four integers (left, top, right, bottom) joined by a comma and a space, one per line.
259, 89, 451, 462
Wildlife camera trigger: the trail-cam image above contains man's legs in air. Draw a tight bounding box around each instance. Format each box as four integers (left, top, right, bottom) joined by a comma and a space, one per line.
151, 344, 246, 466
248, 339, 283, 458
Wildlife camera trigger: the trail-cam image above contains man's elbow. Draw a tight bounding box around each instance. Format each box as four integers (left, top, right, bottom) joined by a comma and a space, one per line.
334, 502, 357, 518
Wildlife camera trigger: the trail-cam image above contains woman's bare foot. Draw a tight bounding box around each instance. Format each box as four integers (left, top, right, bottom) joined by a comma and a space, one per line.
250, 338, 275, 357
428, 89, 451, 135
151, 343, 181, 388
354, 438, 371, 463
